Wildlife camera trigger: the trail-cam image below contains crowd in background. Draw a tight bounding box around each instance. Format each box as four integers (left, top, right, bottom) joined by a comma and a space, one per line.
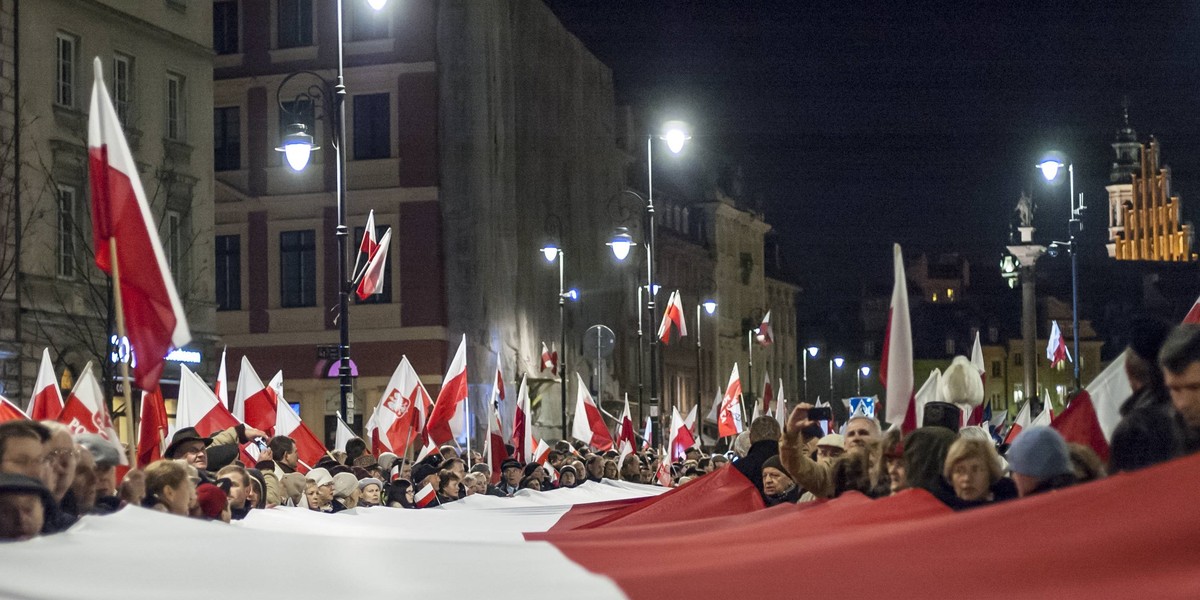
2, 320, 1198, 542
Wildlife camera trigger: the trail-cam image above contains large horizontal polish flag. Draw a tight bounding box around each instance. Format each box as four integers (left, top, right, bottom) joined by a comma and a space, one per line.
572, 373, 614, 451
174, 365, 240, 438
27, 349, 63, 421
88, 58, 189, 392
426, 335, 469, 446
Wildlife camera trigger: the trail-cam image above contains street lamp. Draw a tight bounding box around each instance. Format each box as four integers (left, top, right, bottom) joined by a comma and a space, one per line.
608, 121, 690, 448
542, 217, 576, 441
802, 346, 818, 403
857, 365, 871, 395
830, 356, 844, 403
1037, 157, 1084, 390
272, 0, 387, 426
695, 298, 717, 450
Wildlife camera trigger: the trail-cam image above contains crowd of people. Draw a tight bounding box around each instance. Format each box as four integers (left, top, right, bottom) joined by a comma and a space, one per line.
2, 321, 1198, 542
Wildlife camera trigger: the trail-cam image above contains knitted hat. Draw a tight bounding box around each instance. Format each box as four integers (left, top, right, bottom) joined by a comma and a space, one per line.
332, 472, 358, 499
1007, 426, 1072, 480
195, 483, 228, 519
411, 463, 438, 485
280, 472, 307, 503
762, 455, 789, 478
305, 467, 334, 487
378, 452, 399, 473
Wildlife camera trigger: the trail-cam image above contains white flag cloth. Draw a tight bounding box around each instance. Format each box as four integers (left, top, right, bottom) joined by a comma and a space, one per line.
334, 413, 356, 453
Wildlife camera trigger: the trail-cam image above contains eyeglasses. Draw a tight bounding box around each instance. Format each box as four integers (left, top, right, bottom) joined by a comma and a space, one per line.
45, 448, 79, 463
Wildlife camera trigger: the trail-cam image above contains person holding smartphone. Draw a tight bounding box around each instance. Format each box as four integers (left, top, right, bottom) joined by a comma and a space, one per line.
781, 403, 882, 499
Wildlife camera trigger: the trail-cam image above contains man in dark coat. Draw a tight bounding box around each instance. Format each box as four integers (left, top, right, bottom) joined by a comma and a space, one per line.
733, 416, 783, 497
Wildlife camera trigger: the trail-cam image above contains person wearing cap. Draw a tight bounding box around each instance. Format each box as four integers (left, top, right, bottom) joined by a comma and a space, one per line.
330, 472, 359, 512
761, 456, 800, 506
0, 473, 55, 541
358, 477, 383, 506
816, 434, 846, 461
558, 465, 578, 488
142, 459, 195, 516
74, 433, 123, 514
733, 416, 783, 498
494, 459, 522, 496
1006, 426, 1077, 497
305, 467, 335, 511
165, 424, 268, 473
781, 404, 882, 500
194, 482, 231, 523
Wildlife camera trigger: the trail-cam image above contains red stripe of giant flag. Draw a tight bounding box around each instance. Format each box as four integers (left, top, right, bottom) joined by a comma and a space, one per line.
425, 335, 469, 446
881, 243, 916, 432
87, 58, 189, 392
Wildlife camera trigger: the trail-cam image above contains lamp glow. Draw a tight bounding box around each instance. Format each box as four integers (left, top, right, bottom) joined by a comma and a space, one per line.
541, 246, 559, 262
833, 357, 845, 368
275, 124, 318, 172
565, 289, 579, 301
367, 0, 388, 9
702, 300, 717, 314
609, 227, 633, 261
1037, 160, 1063, 182
807, 346, 819, 358
662, 121, 690, 154
860, 366, 871, 377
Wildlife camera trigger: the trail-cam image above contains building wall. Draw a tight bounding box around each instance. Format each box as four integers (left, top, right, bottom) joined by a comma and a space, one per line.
11, 0, 214, 409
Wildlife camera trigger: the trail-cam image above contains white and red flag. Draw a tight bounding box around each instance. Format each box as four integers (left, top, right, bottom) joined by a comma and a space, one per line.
616, 395, 637, 464
375, 356, 431, 456
966, 333, 987, 426
755, 310, 773, 345
359, 209, 380, 258
334, 413, 356, 453
881, 244, 916, 433
572, 373, 614, 451
773, 378, 787, 428
234, 356, 276, 433
512, 375, 533, 462
1047, 321, 1071, 368
355, 228, 392, 300
541, 342, 556, 373
487, 389, 509, 484
1004, 401, 1032, 445
214, 346, 229, 410
270, 372, 327, 472
87, 58, 189, 392
426, 335, 469, 446
717, 364, 744, 438
0, 396, 26, 423
641, 416, 652, 451
1184, 293, 1200, 323
669, 406, 697, 461
414, 483, 438, 508
27, 348, 63, 421
684, 404, 699, 441
136, 387, 169, 468
57, 362, 122, 448
655, 452, 673, 487
760, 372, 773, 418
657, 290, 688, 344
532, 438, 551, 465
173, 365, 240, 438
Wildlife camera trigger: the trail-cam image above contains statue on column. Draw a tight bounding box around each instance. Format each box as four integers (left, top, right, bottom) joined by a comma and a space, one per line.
1015, 191, 1035, 228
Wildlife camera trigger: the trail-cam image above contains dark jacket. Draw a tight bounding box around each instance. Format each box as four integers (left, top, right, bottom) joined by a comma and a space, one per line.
937, 476, 1018, 511
763, 484, 802, 506
1110, 387, 1187, 473
733, 439, 779, 496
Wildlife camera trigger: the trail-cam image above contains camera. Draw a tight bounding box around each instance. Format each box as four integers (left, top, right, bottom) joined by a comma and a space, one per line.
807, 406, 832, 421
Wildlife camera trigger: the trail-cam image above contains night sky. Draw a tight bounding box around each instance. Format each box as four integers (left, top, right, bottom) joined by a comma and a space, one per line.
547, 1, 1200, 307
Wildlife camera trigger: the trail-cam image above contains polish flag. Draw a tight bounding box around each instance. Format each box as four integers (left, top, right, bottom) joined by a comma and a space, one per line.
359, 209, 380, 258
655, 453, 673, 487
541, 342, 555, 373
572, 373, 614, 451
657, 290, 688, 344
0, 396, 27, 422
760, 373, 773, 418
487, 391, 509, 484
415, 439, 438, 463
512, 376, 533, 462
136, 387, 169, 468
616, 395, 637, 465
881, 244, 916, 433
234, 356, 277, 434
88, 58, 189, 392
641, 416, 652, 452
414, 483, 438, 508
532, 438, 551, 465
683, 405, 698, 441
967, 333, 987, 426
271, 372, 327, 472
364, 404, 381, 455
57, 363, 122, 449
717, 364, 744, 438
174, 365, 240, 438
773, 378, 788, 428
426, 336, 469, 446
214, 347, 229, 410
1184, 293, 1200, 323
27, 348, 63, 421
914, 368, 943, 428
755, 311, 773, 345
1047, 321, 1071, 368
669, 406, 697, 461
1004, 401, 1032, 445
334, 413, 356, 453
375, 356, 431, 457
355, 228, 392, 300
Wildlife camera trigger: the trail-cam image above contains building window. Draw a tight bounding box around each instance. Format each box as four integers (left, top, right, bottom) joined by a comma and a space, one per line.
214, 106, 240, 171
112, 53, 133, 126
280, 230, 316, 307
56, 185, 76, 279
352, 93, 389, 160
215, 235, 241, 311
349, 0, 389, 41
165, 73, 185, 141
1014, 353, 1022, 367
165, 211, 182, 277
213, 0, 240, 55
277, 0, 313, 49
353, 225, 391, 304
55, 33, 77, 108
991, 360, 1002, 378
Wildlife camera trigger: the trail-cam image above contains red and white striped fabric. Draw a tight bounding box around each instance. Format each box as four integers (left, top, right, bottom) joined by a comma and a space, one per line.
755, 310, 773, 345
355, 228, 392, 300
56, 363, 123, 450
269, 372, 326, 472
414, 483, 438, 508
572, 373, 614, 451
374, 356, 430, 457
174, 365, 240, 439
667, 407, 696, 461
0, 396, 26, 423
426, 335, 469, 446
27, 349, 63, 421
1004, 400, 1031, 445
233, 356, 276, 432
717, 364, 744, 438
656, 290, 687, 344
8, 454, 1200, 598
136, 387, 169, 468
214, 347, 229, 409
881, 243, 916, 432
512, 375, 533, 462
615, 395, 636, 459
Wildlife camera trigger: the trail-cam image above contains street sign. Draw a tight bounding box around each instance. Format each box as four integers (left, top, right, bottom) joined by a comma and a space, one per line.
316, 344, 339, 359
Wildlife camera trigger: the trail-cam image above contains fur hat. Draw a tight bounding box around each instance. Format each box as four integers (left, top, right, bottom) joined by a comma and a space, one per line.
332, 472, 358, 499
195, 483, 228, 520
1007, 426, 1072, 480
940, 356, 984, 407
378, 452, 399, 473
305, 467, 334, 487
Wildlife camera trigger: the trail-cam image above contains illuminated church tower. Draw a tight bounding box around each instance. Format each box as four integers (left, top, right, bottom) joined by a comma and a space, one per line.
1105, 108, 1196, 261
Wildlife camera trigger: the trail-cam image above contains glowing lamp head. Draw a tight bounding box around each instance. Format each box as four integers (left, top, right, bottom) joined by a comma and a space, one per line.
807, 346, 819, 358
541, 245, 560, 263
661, 121, 690, 154
859, 366, 871, 377
833, 357, 845, 368
608, 227, 634, 261
1037, 159, 1064, 182
367, 0, 388, 9
565, 289, 579, 301
275, 124, 318, 172
702, 300, 717, 315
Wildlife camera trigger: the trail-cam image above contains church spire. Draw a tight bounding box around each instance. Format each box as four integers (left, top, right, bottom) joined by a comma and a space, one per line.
1110, 98, 1139, 184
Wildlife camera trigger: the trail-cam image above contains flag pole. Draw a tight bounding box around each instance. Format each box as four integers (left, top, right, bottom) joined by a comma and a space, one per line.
109, 238, 138, 467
